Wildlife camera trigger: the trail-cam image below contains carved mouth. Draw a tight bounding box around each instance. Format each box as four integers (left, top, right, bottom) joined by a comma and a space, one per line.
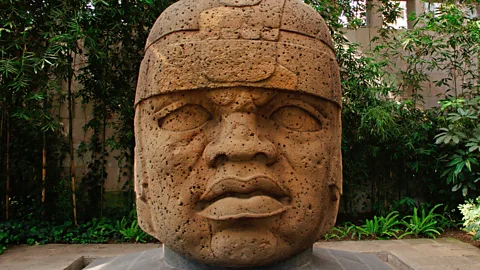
196, 176, 291, 220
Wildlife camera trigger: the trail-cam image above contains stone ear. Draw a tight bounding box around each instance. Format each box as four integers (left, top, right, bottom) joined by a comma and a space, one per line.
314, 184, 341, 241
136, 196, 155, 236
135, 156, 156, 236
327, 155, 342, 216
134, 108, 156, 237
327, 156, 343, 198
329, 184, 341, 202
315, 156, 342, 241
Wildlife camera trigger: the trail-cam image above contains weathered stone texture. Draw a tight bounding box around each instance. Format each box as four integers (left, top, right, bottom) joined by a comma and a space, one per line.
133, 0, 343, 268
135, 0, 340, 106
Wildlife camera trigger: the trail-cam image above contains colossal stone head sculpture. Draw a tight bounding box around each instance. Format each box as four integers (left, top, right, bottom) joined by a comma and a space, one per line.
134, 0, 342, 267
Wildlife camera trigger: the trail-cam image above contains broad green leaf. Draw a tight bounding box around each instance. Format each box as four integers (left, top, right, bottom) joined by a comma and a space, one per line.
452, 183, 462, 192
468, 145, 479, 152
454, 162, 466, 174
444, 135, 452, 144
435, 135, 446, 144
466, 160, 472, 171
448, 158, 464, 167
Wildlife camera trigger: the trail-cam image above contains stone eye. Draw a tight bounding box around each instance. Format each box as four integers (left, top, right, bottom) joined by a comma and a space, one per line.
270, 106, 321, 132
158, 104, 212, 131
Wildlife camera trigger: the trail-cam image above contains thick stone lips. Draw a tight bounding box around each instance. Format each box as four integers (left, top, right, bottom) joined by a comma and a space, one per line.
197, 175, 291, 220
199, 196, 290, 220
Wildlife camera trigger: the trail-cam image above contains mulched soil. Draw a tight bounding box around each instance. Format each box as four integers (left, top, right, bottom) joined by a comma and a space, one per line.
440, 229, 480, 248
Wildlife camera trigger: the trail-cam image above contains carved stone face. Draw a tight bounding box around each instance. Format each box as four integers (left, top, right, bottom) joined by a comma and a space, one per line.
134, 0, 342, 266
134, 87, 341, 267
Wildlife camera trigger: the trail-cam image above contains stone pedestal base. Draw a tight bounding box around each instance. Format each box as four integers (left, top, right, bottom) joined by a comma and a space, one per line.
84, 245, 392, 269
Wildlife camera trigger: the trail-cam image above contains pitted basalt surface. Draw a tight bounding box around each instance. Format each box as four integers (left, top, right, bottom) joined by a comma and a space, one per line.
136, 0, 339, 106
134, 0, 342, 267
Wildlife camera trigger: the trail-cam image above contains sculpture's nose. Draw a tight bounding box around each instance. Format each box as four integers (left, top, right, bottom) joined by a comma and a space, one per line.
203, 112, 278, 167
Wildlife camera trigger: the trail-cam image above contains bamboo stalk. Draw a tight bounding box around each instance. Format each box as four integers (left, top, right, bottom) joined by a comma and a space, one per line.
5, 116, 10, 220
42, 131, 46, 206
100, 112, 106, 217
477, 4, 480, 93
41, 95, 47, 208
0, 111, 4, 219
68, 62, 78, 226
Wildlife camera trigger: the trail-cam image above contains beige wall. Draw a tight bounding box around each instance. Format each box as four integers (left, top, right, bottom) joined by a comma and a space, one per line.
343, 27, 454, 109
56, 47, 130, 194
355, 0, 479, 109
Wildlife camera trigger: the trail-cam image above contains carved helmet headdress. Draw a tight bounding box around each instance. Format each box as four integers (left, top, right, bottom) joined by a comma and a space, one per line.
135, 0, 341, 108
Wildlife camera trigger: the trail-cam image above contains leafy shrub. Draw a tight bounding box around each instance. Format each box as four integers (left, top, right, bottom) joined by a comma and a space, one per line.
112, 210, 154, 243
458, 196, 480, 240
324, 222, 359, 240
386, 2, 480, 198
357, 211, 402, 240
326, 204, 455, 241
401, 204, 446, 238
0, 209, 155, 254
325, 212, 404, 240
0, 223, 11, 254
117, 220, 152, 243
435, 98, 480, 197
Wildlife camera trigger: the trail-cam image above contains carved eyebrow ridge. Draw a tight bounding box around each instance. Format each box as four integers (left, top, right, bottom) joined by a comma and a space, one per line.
154, 100, 189, 119
206, 88, 277, 107
268, 98, 326, 121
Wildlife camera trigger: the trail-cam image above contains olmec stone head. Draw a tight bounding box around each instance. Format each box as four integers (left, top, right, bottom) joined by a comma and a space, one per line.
134, 0, 342, 267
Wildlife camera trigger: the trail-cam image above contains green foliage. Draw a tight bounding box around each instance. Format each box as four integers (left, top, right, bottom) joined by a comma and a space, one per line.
458, 196, 480, 240
117, 220, 151, 243
381, 1, 480, 198
401, 204, 446, 238
435, 98, 480, 196
299, 1, 477, 217
389, 197, 418, 216
0, 0, 74, 221
111, 209, 153, 243
324, 222, 359, 240
322, 0, 480, 214
326, 204, 454, 241
0, 209, 154, 254
356, 211, 402, 240
0, 0, 175, 221
329, 4, 446, 214
74, 0, 176, 218
386, 2, 480, 102
329, 212, 404, 240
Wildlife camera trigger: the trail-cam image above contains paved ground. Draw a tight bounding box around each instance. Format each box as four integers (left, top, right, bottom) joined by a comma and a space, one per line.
315, 239, 480, 270
0, 239, 479, 270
